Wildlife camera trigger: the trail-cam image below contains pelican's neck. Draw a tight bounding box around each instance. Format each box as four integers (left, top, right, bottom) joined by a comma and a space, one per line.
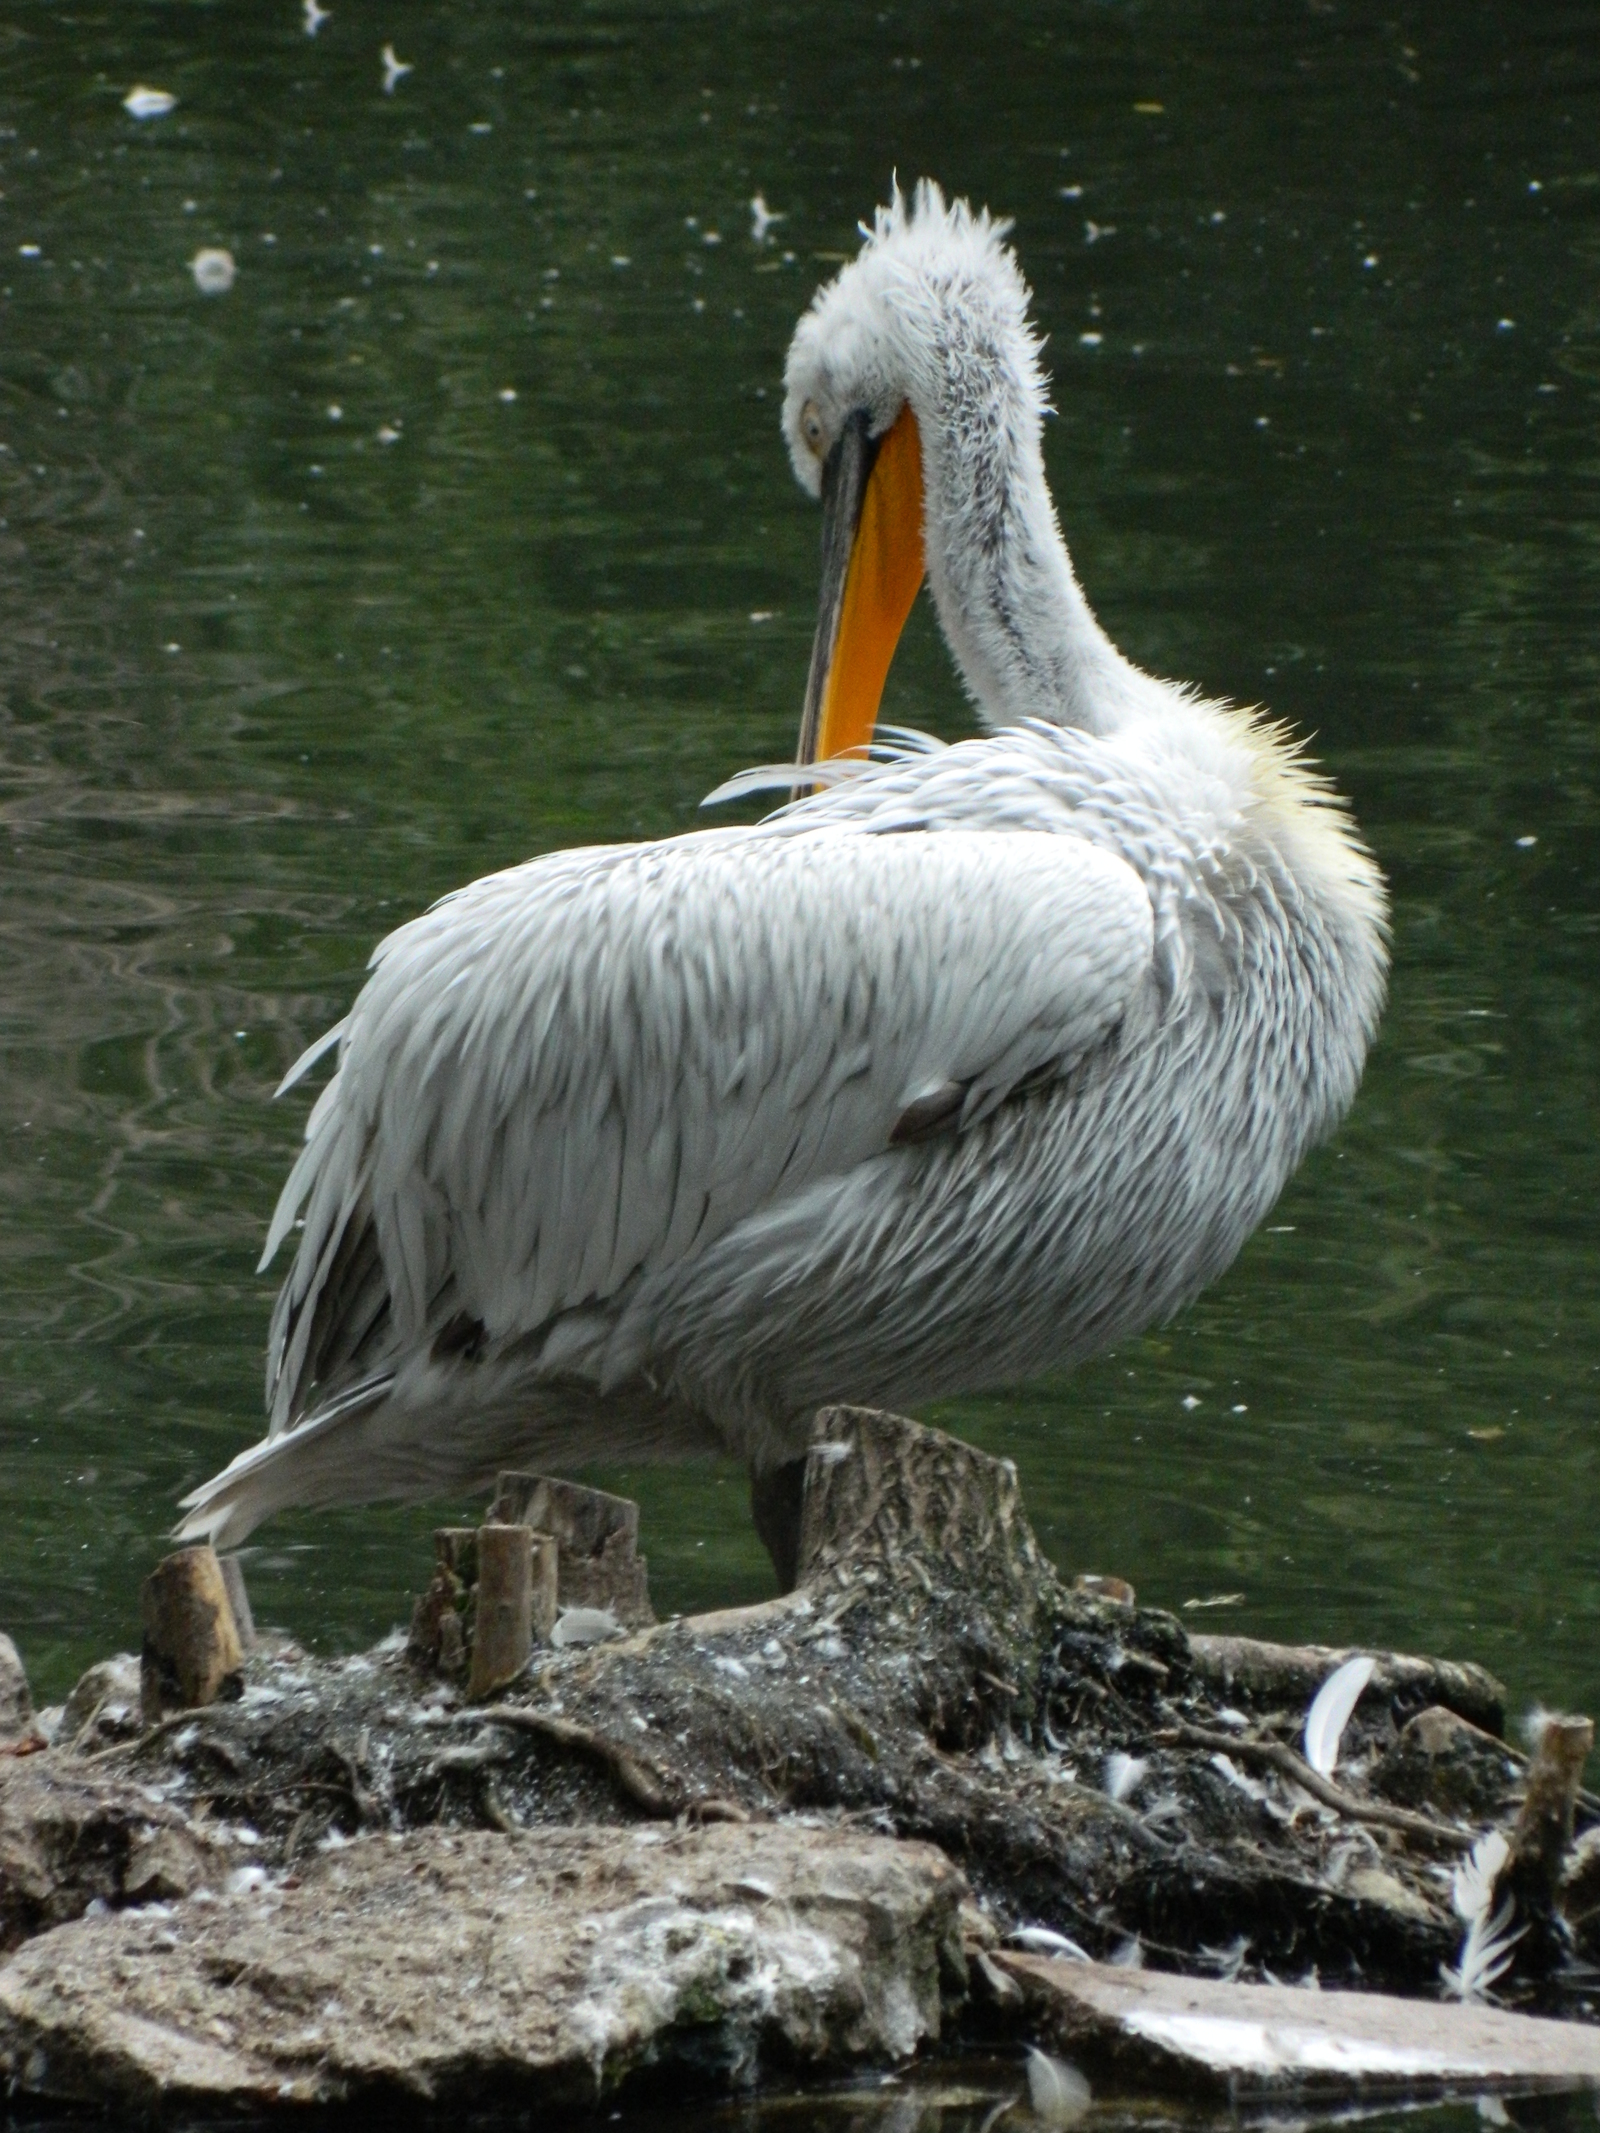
911, 313, 1140, 736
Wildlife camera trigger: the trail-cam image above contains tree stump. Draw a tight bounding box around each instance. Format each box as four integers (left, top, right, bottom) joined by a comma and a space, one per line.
796, 1405, 1047, 1598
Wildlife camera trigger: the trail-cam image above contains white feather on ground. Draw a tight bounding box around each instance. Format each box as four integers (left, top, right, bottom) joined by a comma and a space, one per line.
549, 1606, 621, 1649
1103, 1752, 1148, 1803
1440, 1828, 1522, 2002
1008, 1925, 1091, 1962
1303, 1653, 1376, 1777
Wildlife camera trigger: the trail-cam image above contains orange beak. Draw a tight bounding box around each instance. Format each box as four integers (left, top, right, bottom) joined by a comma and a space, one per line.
796, 404, 926, 768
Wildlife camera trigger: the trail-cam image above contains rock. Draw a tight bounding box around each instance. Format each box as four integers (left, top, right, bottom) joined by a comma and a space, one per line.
0, 1760, 237, 1954
999, 1953, 1600, 2096
0, 1639, 41, 1744
57, 1655, 143, 1752
0, 1635, 34, 1745
1370, 1705, 1520, 1818
0, 1824, 964, 2115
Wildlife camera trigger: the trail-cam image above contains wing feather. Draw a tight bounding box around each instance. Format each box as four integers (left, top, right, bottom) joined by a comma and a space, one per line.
263, 824, 1153, 1428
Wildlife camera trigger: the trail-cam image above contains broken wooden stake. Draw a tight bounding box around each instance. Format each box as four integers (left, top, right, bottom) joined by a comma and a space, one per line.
487, 1473, 654, 1626
217, 1556, 256, 1653
1492, 1711, 1595, 1969
468, 1524, 536, 1701
139, 1546, 244, 1723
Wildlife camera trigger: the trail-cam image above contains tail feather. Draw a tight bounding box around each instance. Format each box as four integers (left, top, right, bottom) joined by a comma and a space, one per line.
177, 1373, 397, 1549
176, 1362, 727, 1548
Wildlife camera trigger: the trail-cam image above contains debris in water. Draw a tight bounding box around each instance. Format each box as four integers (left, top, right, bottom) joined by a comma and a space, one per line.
190, 249, 236, 295
1304, 1653, 1375, 1778
123, 86, 177, 119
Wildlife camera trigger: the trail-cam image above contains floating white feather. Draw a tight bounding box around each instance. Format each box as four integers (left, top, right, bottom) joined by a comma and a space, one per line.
1024, 2047, 1092, 2127
1302, 1653, 1376, 1777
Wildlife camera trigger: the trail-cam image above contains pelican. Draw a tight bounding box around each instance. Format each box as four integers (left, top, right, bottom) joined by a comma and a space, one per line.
180, 183, 1387, 1584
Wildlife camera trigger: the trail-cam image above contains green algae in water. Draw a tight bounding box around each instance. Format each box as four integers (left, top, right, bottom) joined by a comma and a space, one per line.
1, 0, 1598, 1717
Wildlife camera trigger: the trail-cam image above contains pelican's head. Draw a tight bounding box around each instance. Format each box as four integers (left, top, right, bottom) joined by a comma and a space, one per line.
783, 180, 1068, 761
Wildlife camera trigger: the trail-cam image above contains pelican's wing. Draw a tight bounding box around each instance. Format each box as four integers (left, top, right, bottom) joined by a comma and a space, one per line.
260, 822, 1154, 1432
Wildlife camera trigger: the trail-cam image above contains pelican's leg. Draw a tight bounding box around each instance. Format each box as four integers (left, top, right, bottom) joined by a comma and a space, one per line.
749, 1458, 808, 1592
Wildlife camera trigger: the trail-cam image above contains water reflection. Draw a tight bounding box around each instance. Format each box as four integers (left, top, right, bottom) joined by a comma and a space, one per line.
618, 2070, 1598, 2133
1, 1, 1597, 1714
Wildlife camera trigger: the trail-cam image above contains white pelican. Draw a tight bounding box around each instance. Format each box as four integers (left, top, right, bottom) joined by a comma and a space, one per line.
180, 183, 1387, 1583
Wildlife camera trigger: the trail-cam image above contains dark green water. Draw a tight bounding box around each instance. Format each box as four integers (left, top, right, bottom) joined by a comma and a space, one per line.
2, 0, 1598, 1723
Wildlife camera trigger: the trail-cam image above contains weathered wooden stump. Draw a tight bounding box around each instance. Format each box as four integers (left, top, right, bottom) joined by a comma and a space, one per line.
797, 1404, 1046, 1596
1492, 1712, 1595, 1970
217, 1555, 256, 1653
488, 1472, 654, 1626
139, 1547, 244, 1722
467, 1524, 550, 1701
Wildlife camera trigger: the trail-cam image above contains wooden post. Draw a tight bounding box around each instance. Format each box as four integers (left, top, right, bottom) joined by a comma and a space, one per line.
1492, 1711, 1594, 1972
530, 1531, 558, 1644
432, 1527, 479, 1587
218, 1555, 257, 1651
488, 1473, 654, 1626
468, 1524, 534, 1700
140, 1546, 245, 1723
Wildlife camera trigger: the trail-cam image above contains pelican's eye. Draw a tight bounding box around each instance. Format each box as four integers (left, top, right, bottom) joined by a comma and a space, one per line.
800, 400, 826, 456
